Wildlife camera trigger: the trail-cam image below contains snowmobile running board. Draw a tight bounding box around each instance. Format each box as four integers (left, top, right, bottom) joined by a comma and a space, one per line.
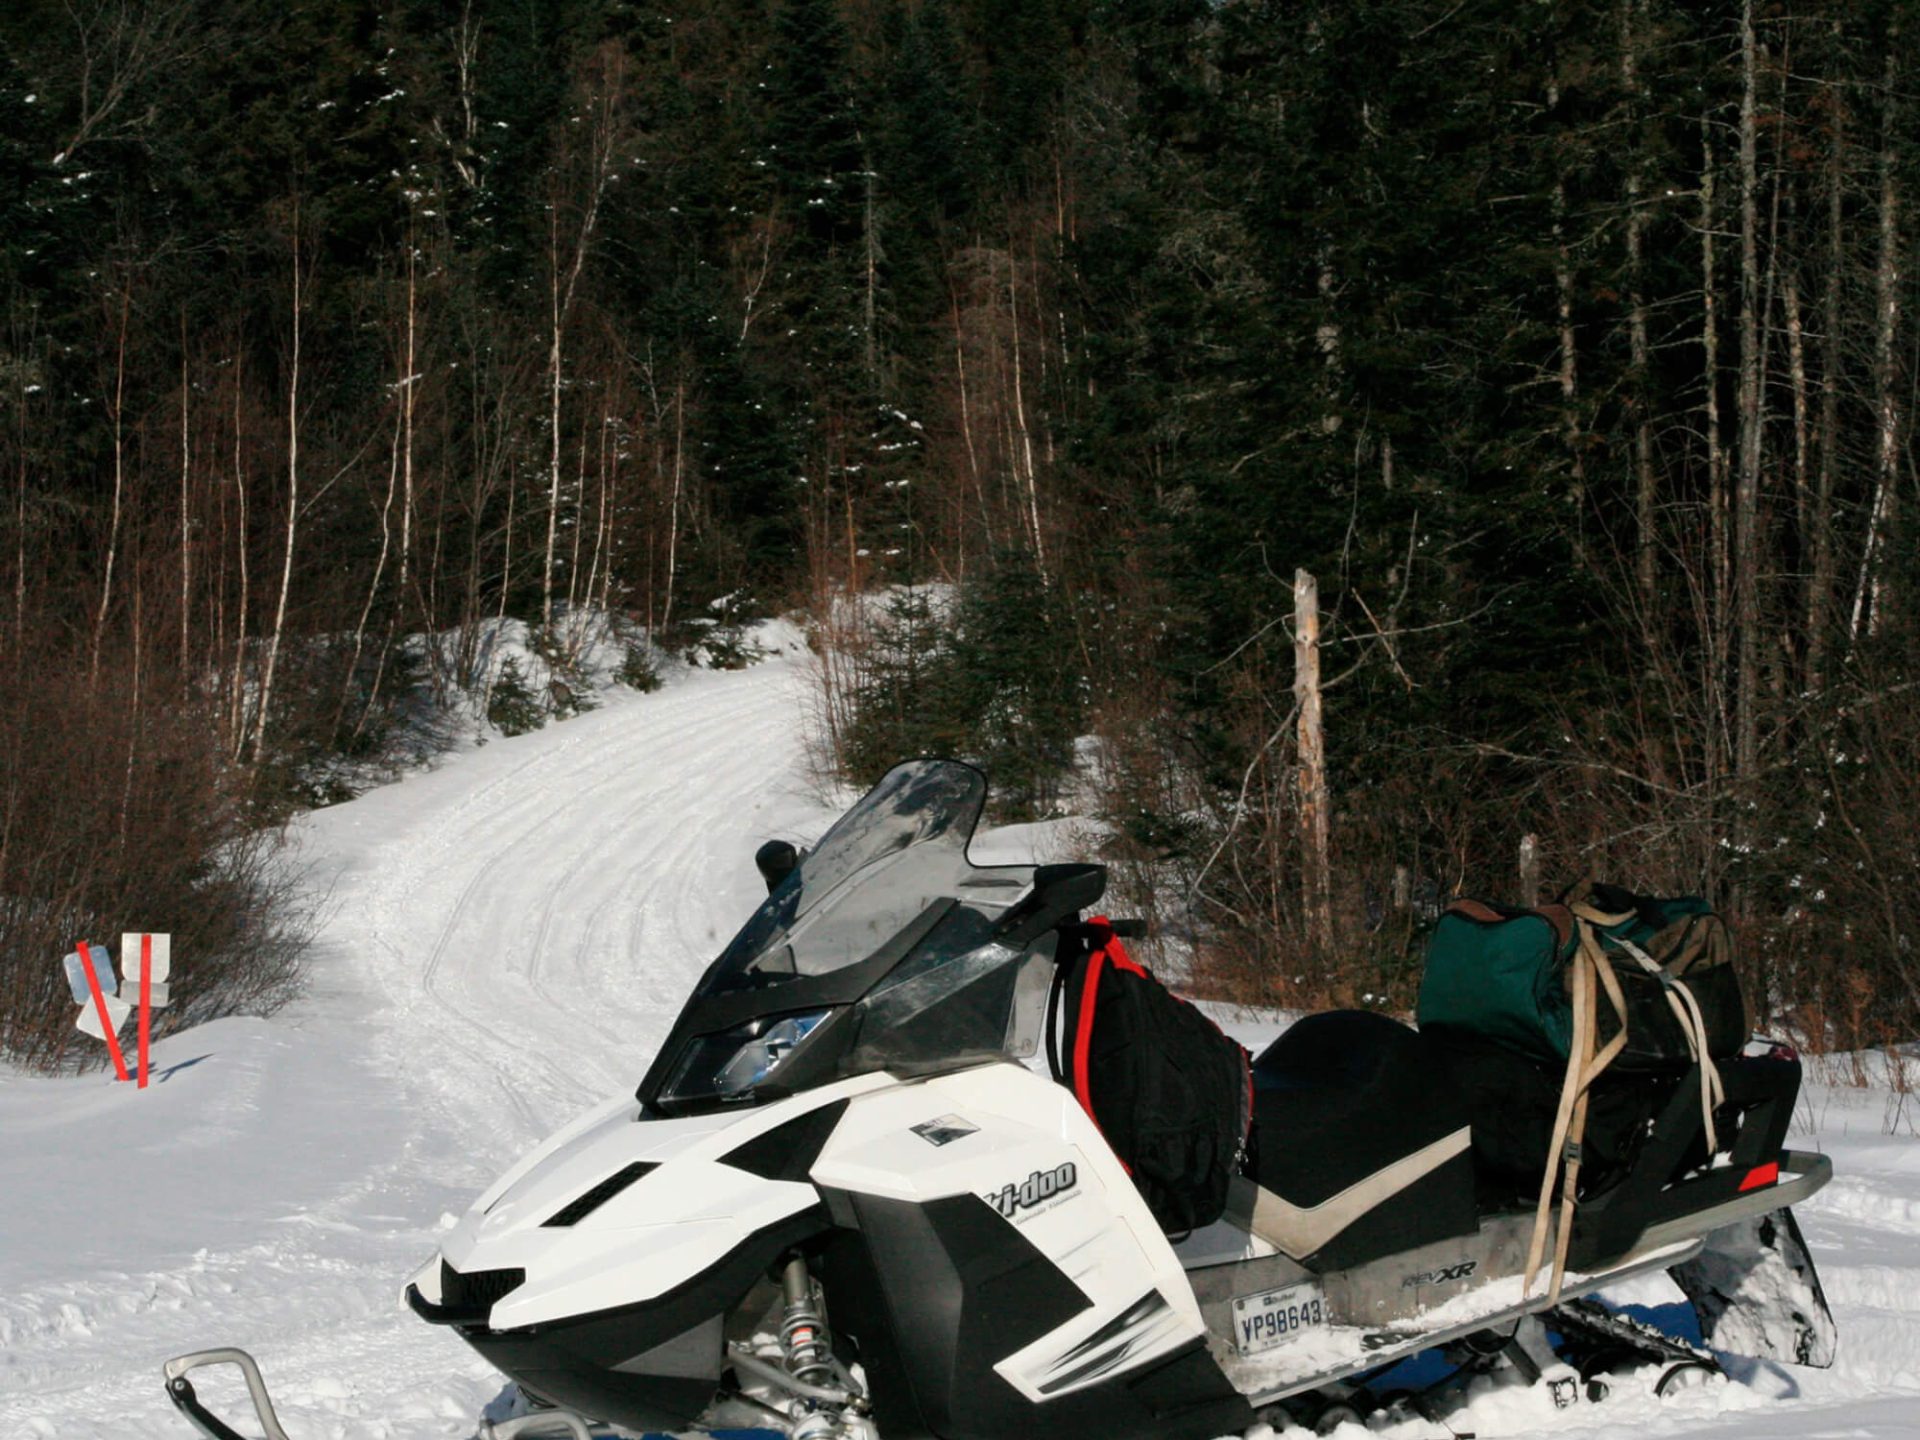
164, 1349, 602, 1440
1228, 1147, 1833, 1406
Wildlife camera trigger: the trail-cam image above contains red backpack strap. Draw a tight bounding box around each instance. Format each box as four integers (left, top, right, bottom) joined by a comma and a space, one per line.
1070, 917, 1146, 1172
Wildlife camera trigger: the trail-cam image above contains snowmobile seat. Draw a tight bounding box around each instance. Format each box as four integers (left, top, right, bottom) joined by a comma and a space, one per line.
1241, 1011, 1479, 1272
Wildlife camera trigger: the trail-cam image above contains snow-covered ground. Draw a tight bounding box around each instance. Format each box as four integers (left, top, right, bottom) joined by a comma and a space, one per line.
3, 632, 1918, 1440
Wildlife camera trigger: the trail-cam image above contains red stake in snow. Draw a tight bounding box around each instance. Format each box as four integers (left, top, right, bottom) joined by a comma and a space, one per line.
77, 940, 131, 1082
137, 932, 153, 1089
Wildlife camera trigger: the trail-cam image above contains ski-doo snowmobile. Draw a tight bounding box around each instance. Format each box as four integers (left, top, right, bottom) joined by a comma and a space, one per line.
165, 758, 1836, 1440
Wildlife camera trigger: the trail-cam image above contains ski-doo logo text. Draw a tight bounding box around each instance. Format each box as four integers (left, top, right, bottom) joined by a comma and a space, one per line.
986, 1163, 1077, 1218
1401, 1260, 1477, 1289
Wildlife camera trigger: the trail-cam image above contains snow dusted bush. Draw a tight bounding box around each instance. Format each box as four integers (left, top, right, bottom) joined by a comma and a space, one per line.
486, 656, 546, 737
617, 641, 664, 692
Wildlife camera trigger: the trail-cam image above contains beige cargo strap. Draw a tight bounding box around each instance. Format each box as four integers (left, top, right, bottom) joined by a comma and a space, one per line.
1524, 907, 1728, 1304
1522, 919, 1628, 1305
1571, 902, 1727, 1155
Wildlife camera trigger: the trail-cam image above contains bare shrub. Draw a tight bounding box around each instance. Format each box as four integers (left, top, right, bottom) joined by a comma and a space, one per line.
0, 641, 308, 1073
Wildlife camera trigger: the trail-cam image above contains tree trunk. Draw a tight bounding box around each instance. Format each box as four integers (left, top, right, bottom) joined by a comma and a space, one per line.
662, 379, 684, 636
1294, 569, 1333, 956
1734, 0, 1764, 822
863, 143, 878, 382
11, 351, 24, 660
254, 210, 302, 763
344, 387, 402, 736
399, 209, 417, 599
1623, 0, 1657, 611
1550, 62, 1585, 563
229, 331, 251, 756
92, 283, 131, 686
1784, 245, 1809, 637
1700, 113, 1730, 828
539, 59, 619, 634
1007, 251, 1044, 573
1851, 36, 1901, 645
543, 206, 566, 636
179, 310, 192, 685
1808, 25, 1845, 689
952, 287, 989, 555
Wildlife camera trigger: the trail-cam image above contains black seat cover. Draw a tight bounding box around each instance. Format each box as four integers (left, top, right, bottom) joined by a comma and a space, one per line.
1247, 1011, 1478, 1270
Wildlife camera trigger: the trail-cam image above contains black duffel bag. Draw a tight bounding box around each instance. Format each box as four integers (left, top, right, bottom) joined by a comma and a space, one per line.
1568, 880, 1748, 1071
1049, 922, 1251, 1233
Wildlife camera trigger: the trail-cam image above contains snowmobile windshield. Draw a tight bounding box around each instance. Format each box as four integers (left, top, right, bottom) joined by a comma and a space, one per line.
696, 759, 1006, 994
646, 759, 1055, 1111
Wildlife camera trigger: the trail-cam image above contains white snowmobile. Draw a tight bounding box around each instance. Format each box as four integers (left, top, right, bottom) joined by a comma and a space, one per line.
166, 758, 1836, 1440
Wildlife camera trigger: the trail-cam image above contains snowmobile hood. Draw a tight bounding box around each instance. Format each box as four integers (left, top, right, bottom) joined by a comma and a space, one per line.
416, 1076, 891, 1330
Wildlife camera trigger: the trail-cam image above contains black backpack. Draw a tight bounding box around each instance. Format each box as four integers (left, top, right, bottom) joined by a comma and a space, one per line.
1048, 920, 1252, 1233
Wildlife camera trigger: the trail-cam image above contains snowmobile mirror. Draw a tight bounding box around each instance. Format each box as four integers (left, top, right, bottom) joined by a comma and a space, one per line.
754, 839, 800, 895
997, 863, 1107, 947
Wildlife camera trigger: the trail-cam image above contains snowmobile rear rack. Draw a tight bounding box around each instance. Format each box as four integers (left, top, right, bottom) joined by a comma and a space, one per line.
164, 1348, 603, 1440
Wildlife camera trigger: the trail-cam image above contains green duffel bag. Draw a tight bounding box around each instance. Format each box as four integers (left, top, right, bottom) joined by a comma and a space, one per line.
1417, 899, 1580, 1063
1416, 884, 1749, 1072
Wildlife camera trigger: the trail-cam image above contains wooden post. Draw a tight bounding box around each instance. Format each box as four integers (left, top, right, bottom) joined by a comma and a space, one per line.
1294, 569, 1333, 954
1519, 833, 1541, 908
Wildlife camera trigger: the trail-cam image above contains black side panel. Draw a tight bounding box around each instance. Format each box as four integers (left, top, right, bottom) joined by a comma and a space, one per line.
1251, 1011, 1469, 1207
814, 1224, 936, 1440
721, 1100, 849, 1182
1124, 1340, 1257, 1428
1248, 1011, 1478, 1270
837, 1190, 1252, 1440
1302, 1149, 1480, 1272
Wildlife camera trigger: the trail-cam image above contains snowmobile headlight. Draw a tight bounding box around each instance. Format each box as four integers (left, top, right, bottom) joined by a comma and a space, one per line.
661, 1009, 833, 1107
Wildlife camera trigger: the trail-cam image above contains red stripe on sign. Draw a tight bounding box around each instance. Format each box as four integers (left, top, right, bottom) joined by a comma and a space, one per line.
1738, 1161, 1780, 1192
137, 932, 152, 1090
78, 941, 130, 1082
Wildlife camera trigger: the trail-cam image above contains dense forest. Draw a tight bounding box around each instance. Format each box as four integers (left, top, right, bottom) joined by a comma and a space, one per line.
3, 0, 1916, 1067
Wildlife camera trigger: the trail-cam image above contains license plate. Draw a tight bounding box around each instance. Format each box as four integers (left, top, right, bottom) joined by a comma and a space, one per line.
1231, 1281, 1328, 1356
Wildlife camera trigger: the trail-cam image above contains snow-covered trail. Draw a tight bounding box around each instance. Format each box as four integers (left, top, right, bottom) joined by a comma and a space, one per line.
0, 635, 835, 1439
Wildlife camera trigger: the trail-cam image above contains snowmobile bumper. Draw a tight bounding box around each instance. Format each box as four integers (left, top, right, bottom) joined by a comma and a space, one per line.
1635, 1147, 1830, 1254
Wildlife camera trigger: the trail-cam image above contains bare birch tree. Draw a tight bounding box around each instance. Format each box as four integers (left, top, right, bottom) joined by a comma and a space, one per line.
253, 203, 304, 762
541, 45, 626, 634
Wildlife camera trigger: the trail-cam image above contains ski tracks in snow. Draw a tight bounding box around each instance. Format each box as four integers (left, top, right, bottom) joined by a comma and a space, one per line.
334, 644, 821, 1164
